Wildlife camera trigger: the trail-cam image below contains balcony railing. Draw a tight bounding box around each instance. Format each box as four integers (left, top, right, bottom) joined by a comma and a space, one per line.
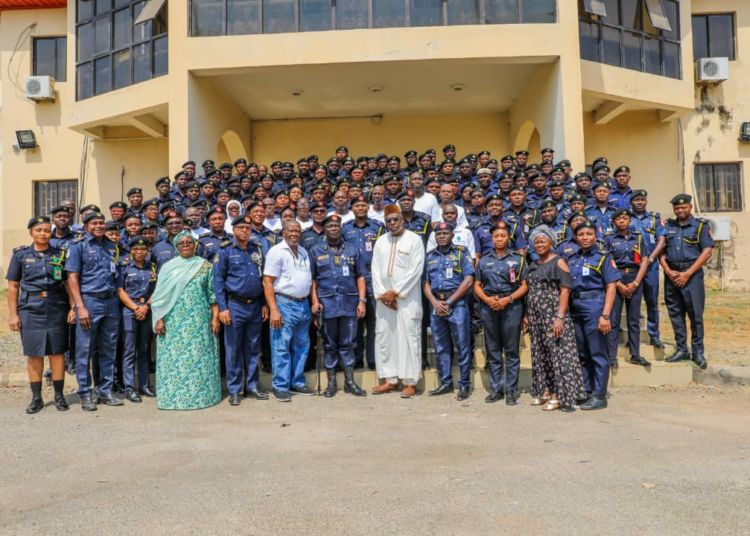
190, 0, 556, 37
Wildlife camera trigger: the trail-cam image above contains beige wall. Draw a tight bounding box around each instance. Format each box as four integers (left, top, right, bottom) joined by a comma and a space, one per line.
682, 0, 750, 291
251, 112, 510, 165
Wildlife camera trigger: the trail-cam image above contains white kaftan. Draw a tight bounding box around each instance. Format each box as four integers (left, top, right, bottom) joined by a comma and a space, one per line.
371, 230, 425, 383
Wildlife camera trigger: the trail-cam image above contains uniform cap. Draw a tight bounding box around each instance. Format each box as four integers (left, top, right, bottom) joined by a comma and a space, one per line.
202, 160, 215, 168
614, 165, 630, 175
397, 190, 415, 200
632, 189, 648, 199
28, 216, 51, 229
231, 214, 253, 227
109, 201, 127, 210
127, 187, 143, 197
443, 144, 456, 152
434, 222, 454, 233
670, 194, 692, 205
128, 236, 149, 248
613, 209, 632, 219
323, 215, 342, 226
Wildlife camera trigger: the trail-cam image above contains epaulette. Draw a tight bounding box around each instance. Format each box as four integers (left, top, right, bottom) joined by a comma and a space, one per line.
199, 232, 211, 239
120, 259, 129, 266
220, 239, 232, 248
665, 218, 676, 225
13, 244, 29, 253
697, 217, 710, 224
455, 245, 467, 252
630, 229, 642, 235
72, 236, 86, 243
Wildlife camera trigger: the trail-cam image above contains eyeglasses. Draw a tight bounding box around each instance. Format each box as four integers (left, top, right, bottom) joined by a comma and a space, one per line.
385, 217, 401, 223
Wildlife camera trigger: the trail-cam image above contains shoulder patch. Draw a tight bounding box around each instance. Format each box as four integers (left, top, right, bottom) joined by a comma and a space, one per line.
455, 245, 467, 251
13, 245, 29, 253
199, 232, 211, 238
72, 236, 85, 243
220, 240, 232, 247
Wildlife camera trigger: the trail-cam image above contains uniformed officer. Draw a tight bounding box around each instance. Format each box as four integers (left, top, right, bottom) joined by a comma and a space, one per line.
568, 221, 620, 410
152, 211, 205, 272
629, 190, 667, 348
66, 211, 124, 411
659, 194, 714, 369
424, 223, 475, 401
474, 222, 529, 406
309, 215, 368, 397
585, 182, 616, 236
342, 195, 385, 370
116, 236, 157, 402
503, 186, 540, 242
6, 217, 71, 414
301, 200, 328, 251
397, 189, 432, 245
473, 194, 527, 259
199, 206, 233, 259
537, 199, 571, 250
604, 210, 652, 368
609, 166, 634, 209
214, 214, 269, 405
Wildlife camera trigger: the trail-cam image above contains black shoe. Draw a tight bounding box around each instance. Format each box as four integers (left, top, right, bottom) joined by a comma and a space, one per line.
506, 392, 518, 406
66, 363, 76, 375
323, 369, 338, 398
649, 337, 665, 349
428, 383, 454, 396
367, 363, 376, 371
581, 396, 608, 410
54, 395, 69, 411
456, 387, 471, 401
81, 394, 97, 411
666, 350, 690, 363
245, 388, 269, 400
343, 367, 366, 396
692, 354, 708, 370
139, 386, 156, 398
291, 385, 316, 396
610, 358, 619, 368
43, 369, 52, 379
112, 382, 126, 394
422, 360, 432, 371
125, 390, 142, 403
576, 392, 593, 406
97, 394, 125, 406
353, 361, 365, 371
629, 355, 652, 367
228, 393, 242, 406
26, 397, 44, 414
485, 391, 504, 403
273, 389, 292, 402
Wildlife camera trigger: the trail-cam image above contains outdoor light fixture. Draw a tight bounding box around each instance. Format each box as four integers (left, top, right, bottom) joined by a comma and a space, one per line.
15, 130, 37, 150
369, 86, 382, 94
740, 122, 750, 142
451, 84, 465, 92
291, 89, 303, 96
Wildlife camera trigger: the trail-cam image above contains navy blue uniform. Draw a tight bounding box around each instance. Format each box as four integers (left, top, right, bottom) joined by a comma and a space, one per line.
152, 236, 205, 272
604, 231, 650, 359
342, 218, 385, 368
213, 238, 266, 394
473, 219, 527, 257
250, 226, 278, 256
116, 259, 156, 391
585, 205, 616, 237
65, 234, 121, 398
425, 245, 475, 388
503, 205, 540, 239
300, 226, 326, 252
568, 248, 621, 397
402, 211, 432, 245
475, 250, 528, 395
609, 187, 634, 210
5, 245, 69, 357
309, 241, 367, 370
663, 216, 714, 355
630, 211, 666, 340
199, 230, 233, 260
466, 209, 489, 232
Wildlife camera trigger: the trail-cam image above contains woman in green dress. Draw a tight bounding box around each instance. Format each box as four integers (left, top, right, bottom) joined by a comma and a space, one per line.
151, 231, 221, 410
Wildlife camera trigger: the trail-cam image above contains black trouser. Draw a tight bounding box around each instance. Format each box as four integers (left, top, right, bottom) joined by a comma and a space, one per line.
664, 268, 706, 355
480, 300, 523, 394
608, 271, 644, 358
354, 294, 376, 368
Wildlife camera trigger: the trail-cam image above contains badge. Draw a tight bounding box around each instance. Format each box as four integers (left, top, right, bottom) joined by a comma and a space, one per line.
53, 266, 63, 281
509, 270, 516, 283
582, 266, 590, 276
110, 261, 116, 274
365, 241, 373, 252
335, 256, 341, 265
445, 268, 453, 279
342, 264, 350, 276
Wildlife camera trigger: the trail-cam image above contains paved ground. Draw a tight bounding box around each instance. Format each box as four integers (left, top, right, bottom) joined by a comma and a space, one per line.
1, 384, 749, 535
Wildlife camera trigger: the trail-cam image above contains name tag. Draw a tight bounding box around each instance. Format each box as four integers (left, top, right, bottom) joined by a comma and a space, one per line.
365, 241, 373, 252
342, 265, 350, 277
110, 262, 116, 274
445, 268, 453, 279
582, 266, 590, 276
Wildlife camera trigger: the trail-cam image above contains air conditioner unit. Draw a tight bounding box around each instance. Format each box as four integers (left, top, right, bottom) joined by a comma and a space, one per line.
25, 75, 56, 102
695, 57, 729, 85
705, 216, 731, 241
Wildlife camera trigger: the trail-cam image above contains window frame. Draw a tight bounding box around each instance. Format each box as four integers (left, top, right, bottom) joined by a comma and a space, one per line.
189, 0, 557, 36
75, 0, 168, 100
32, 36, 68, 82
694, 163, 744, 213
578, 0, 682, 79
33, 180, 79, 218
691, 12, 737, 62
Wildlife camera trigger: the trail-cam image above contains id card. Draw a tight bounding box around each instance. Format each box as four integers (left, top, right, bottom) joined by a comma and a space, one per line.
509, 270, 516, 283
342, 265, 350, 277
52, 266, 63, 281
445, 268, 453, 279
110, 261, 116, 274
582, 266, 590, 276
365, 241, 373, 252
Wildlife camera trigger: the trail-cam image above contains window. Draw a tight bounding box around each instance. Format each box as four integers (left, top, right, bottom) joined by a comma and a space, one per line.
692, 14, 736, 61
76, 0, 168, 100
695, 164, 743, 212
578, 0, 681, 79
34, 181, 78, 217
33, 37, 67, 82
190, 0, 557, 36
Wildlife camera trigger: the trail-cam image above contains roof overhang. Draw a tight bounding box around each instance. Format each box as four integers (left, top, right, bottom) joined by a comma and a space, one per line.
0, 0, 66, 11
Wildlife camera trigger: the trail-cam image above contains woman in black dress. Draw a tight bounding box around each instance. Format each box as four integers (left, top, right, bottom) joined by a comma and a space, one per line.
6, 217, 73, 414
524, 225, 584, 411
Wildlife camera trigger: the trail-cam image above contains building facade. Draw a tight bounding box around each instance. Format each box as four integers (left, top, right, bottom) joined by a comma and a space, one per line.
0, 0, 747, 289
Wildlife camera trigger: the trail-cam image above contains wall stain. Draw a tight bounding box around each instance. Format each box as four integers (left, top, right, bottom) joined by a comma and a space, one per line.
718, 105, 734, 133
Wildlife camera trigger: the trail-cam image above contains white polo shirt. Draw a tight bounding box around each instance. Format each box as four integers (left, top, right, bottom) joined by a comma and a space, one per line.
263, 239, 312, 299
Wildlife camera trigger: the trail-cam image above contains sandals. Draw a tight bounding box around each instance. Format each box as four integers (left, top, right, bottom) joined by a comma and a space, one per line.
530, 395, 550, 406
542, 400, 561, 411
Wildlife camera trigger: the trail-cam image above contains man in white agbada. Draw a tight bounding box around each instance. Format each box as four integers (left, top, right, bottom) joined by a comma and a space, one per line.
370, 204, 425, 398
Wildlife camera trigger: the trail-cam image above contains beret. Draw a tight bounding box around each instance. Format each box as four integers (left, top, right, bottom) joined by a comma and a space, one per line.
557, 160, 572, 167
307, 155, 319, 161
128, 236, 149, 248
123, 211, 142, 221
323, 214, 342, 226
632, 189, 648, 199
234, 158, 247, 166
185, 181, 200, 189
570, 194, 587, 204
182, 161, 196, 167
404, 150, 417, 158
104, 220, 120, 231
174, 171, 188, 180
434, 222, 454, 232
155, 176, 170, 187
515, 150, 530, 156
352, 195, 369, 206
500, 155, 514, 162
50, 205, 69, 215
310, 201, 328, 211
207, 206, 226, 218
142, 222, 158, 230
202, 160, 215, 167
477, 168, 492, 176
538, 199, 557, 210
573, 220, 597, 233
226, 177, 240, 185
613, 165, 630, 175
443, 144, 456, 152
478, 150, 491, 156
541, 147, 555, 154
574, 172, 592, 181
142, 199, 159, 208
613, 209, 632, 219
109, 201, 127, 210
567, 211, 587, 225
231, 214, 253, 226
28, 216, 50, 229
126, 187, 142, 197
670, 194, 692, 205
397, 190, 415, 200
219, 162, 233, 169
592, 181, 611, 190
336, 146, 348, 152
548, 180, 566, 188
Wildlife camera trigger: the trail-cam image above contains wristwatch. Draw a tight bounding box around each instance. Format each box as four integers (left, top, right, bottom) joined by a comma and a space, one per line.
508, 296, 515, 304
601, 314, 610, 320
446, 298, 453, 306
555, 313, 564, 319
358, 298, 367, 303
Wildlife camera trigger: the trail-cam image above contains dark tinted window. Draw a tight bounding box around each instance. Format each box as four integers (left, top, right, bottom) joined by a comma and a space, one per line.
33, 37, 67, 82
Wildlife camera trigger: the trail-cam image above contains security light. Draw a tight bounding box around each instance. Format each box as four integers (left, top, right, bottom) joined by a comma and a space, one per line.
16, 130, 37, 149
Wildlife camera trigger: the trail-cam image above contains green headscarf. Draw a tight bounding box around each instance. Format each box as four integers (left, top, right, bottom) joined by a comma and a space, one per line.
151, 231, 206, 328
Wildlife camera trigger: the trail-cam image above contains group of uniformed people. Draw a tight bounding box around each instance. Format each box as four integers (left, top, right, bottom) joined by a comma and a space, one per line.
6, 145, 715, 413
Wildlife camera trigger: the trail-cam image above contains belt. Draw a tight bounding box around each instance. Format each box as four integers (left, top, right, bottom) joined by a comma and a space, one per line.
135, 297, 148, 304
229, 293, 261, 304
668, 261, 693, 271
276, 292, 306, 302
83, 291, 115, 300
24, 290, 64, 298
618, 267, 637, 274
572, 290, 605, 300
485, 292, 513, 298
434, 292, 460, 301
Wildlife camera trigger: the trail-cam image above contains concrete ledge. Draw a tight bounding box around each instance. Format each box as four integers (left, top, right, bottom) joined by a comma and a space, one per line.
698, 365, 750, 387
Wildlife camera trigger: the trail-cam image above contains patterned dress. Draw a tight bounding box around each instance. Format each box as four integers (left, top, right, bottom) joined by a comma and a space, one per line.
156, 261, 221, 410
527, 256, 585, 406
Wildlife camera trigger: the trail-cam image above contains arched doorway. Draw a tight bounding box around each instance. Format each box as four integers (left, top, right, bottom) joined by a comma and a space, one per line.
217, 130, 247, 165
513, 120, 541, 158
